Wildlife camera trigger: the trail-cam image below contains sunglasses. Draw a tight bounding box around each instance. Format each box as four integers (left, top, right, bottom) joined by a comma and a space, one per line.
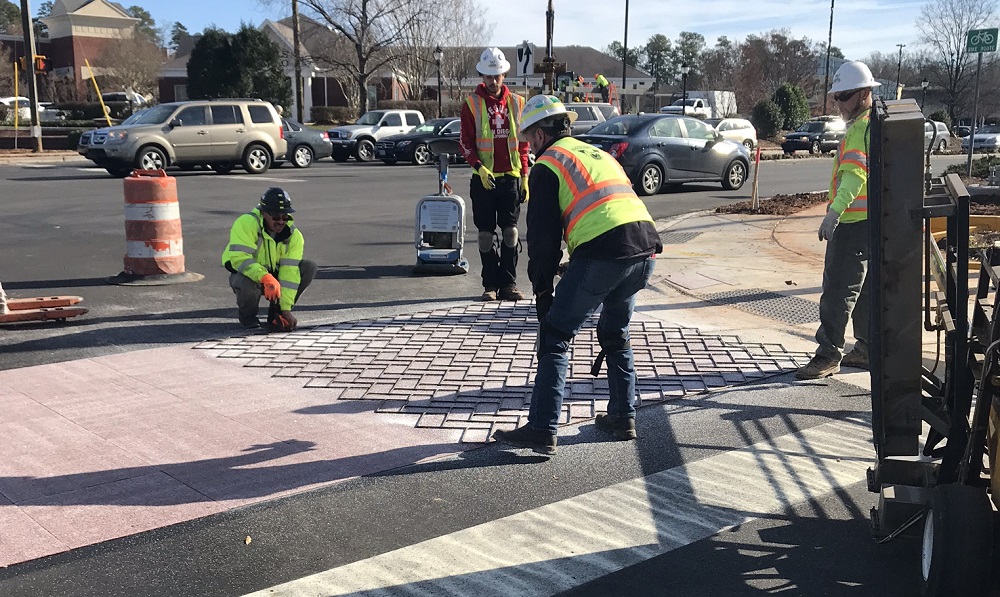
833, 89, 860, 103
266, 212, 290, 221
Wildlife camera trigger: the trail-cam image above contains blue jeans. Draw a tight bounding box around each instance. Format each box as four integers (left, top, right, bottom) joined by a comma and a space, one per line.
815, 220, 869, 361
528, 256, 656, 434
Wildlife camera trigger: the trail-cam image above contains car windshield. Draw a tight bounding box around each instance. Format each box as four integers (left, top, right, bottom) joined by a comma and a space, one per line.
356, 111, 385, 125
121, 110, 148, 125
797, 122, 826, 133
977, 125, 1000, 134
130, 104, 176, 125
411, 122, 438, 133
588, 115, 645, 136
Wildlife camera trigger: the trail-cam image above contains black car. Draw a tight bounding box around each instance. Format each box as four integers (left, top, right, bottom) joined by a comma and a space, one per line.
276, 118, 333, 168
577, 114, 751, 196
781, 117, 846, 155
376, 118, 461, 165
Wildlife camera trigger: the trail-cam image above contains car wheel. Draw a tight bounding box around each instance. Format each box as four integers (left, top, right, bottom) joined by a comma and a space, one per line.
242, 143, 272, 174
809, 139, 821, 155
742, 139, 754, 150
937, 140, 947, 153
136, 145, 167, 171
382, 159, 398, 165
636, 163, 663, 196
920, 484, 992, 596
722, 160, 748, 190
292, 144, 314, 168
211, 163, 235, 174
412, 143, 432, 165
354, 139, 375, 162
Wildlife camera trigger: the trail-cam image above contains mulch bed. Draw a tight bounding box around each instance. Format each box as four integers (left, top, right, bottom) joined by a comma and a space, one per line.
715, 192, 828, 216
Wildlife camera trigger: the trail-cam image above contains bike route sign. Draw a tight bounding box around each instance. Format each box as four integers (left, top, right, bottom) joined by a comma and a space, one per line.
967, 28, 998, 53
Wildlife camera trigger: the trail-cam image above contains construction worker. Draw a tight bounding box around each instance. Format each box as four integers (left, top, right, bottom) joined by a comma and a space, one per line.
222, 187, 317, 331
459, 47, 531, 302
492, 95, 662, 455
594, 73, 610, 102
796, 61, 879, 379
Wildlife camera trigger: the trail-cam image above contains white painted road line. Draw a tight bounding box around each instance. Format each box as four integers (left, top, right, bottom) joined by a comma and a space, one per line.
244, 417, 874, 597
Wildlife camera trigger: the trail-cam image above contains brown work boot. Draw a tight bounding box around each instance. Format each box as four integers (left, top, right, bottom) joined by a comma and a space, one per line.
480, 288, 499, 301
840, 348, 869, 370
498, 286, 526, 301
595, 414, 637, 440
795, 355, 841, 380
492, 425, 557, 455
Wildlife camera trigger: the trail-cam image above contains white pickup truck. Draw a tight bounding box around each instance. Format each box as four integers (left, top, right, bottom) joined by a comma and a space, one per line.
660, 91, 738, 119
327, 109, 424, 162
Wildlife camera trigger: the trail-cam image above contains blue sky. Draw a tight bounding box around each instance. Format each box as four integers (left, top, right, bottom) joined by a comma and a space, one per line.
133, 0, 930, 62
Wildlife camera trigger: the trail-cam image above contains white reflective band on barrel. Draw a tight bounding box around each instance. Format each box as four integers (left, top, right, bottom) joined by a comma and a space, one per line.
126, 239, 183, 258
124, 202, 181, 221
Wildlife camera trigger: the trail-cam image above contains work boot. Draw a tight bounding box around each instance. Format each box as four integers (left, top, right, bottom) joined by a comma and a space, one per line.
480, 288, 499, 301
492, 425, 557, 455
498, 286, 526, 301
795, 355, 841, 380
595, 414, 637, 440
841, 348, 869, 370
239, 315, 260, 329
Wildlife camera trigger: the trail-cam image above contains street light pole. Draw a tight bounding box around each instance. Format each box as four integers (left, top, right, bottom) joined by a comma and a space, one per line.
822, 0, 835, 115
433, 46, 443, 118
895, 43, 905, 96
291, 0, 304, 123
920, 77, 929, 112
680, 63, 689, 116
621, 0, 629, 112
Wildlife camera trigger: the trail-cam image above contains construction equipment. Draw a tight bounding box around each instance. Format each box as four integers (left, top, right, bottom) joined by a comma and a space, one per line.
0, 295, 88, 324
411, 138, 470, 275
868, 98, 998, 595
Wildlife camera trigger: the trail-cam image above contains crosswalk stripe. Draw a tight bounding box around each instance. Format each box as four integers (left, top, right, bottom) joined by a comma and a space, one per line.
244, 416, 873, 597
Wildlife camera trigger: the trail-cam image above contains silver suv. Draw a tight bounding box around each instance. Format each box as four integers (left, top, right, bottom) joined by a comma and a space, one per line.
86, 99, 287, 177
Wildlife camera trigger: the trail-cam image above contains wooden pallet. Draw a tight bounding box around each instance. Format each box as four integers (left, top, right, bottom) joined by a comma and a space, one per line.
0, 296, 87, 323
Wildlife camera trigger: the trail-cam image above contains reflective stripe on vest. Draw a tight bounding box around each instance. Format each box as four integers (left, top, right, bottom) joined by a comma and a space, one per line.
536, 137, 654, 254
466, 93, 525, 175
828, 116, 870, 219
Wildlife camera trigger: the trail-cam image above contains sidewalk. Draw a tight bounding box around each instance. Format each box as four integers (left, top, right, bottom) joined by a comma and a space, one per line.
0, 204, 869, 568
0, 150, 86, 165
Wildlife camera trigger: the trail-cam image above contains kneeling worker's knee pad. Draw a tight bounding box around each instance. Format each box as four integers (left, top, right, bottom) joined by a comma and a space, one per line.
597, 326, 630, 352
501, 226, 519, 248
478, 230, 495, 253
538, 321, 573, 358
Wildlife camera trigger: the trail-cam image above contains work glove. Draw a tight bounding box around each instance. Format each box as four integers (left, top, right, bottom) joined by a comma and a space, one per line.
261, 273, 282, 302
535, 291, 553, 323
818, 210, 840, 242
519, 175, 529, 204
277, 311, 298, 332
476, 163, 496, 190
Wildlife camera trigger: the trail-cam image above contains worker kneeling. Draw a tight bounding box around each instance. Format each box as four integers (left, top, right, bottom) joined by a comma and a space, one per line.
222, 187, 316, 331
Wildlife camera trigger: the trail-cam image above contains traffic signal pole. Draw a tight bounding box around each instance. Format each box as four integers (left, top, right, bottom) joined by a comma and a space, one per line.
18, 0, 43, 152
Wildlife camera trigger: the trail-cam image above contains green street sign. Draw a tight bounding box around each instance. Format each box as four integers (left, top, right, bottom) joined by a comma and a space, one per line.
967, 28, 998, 53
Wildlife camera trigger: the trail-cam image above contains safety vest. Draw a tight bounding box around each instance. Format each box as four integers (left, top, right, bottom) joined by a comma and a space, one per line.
535, 137, 654, 254
595, 74, 609, 88
221, 208, 305, 311
466, 92, 525, 176
828, 114, 870, 223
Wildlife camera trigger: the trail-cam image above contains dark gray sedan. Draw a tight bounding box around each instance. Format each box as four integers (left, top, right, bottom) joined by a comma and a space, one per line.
577, 114, 751, 195
277, 119, 333, 168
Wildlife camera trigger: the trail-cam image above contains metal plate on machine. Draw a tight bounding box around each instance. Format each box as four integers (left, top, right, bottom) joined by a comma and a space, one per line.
419, 198, 461, 232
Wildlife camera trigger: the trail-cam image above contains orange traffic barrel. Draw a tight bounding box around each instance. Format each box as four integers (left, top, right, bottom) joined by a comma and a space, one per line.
107, 169, 203, 285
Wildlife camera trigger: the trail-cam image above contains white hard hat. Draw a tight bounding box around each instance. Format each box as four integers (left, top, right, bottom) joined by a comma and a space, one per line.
476, 47, 511, 76
519, 94, 577, 134
829, 61, 881, 94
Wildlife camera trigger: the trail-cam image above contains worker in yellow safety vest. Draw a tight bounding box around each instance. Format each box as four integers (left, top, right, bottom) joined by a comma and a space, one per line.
221, 188, 317, 331
797, 61, 878, 379
459, 47, 531, 302
492, 95, 662, 455
594, 73, 610, 102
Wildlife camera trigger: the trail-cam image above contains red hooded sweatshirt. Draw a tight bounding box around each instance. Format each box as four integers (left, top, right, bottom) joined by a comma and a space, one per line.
460, 83, 530, 175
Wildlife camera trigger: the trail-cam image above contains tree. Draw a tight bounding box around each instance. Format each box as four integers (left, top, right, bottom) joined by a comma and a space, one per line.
126, 5, 161, 46
917, 0, 997, 123
669, 31, 706, 86
736, 30, 819, 112
169, 21, 189, 54
35, 0, 52, 35
604, 41, 643, 68
186, 26, 291, 108
751, 99, 783, 138
98, 30, 165, 98
0, 0, 19, 34
699, 36, 740, 94
772, 83, 810, 130
641, 34, 671, 92
0, 39, 14, 97
187, 27, 241, 99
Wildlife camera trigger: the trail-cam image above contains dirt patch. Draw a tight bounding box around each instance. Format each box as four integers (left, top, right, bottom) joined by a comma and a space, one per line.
971, 192, 1000, 215
715, 192, 828, 216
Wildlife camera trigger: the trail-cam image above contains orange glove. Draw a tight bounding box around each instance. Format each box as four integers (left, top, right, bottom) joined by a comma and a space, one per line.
261, 273, 281, 302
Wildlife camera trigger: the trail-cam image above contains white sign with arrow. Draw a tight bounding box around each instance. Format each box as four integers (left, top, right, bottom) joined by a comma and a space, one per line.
516, 41, 534, 77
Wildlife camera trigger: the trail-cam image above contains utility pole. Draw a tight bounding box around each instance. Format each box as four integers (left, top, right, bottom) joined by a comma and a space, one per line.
18, 0, 42, 152
621, 0, 629, 111
542, 0, 555, 93
895, 43, 906, 97
822, 0, 835, 115
291, 0, 304, 123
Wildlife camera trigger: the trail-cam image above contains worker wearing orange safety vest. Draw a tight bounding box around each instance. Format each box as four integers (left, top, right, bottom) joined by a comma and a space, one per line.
492, 95, 661, 455
459, 47, 530, 302
797, 61, 878, 380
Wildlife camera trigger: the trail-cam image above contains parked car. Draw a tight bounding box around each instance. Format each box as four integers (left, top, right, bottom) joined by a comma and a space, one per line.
924, 120, 951, 153
78, 109, 149, 157
101, 90, 148, 106
577, 113, 751, 196
81, 99, 286, 177
275, 118, 332, 168
375, 118, 460, 165
328, 109, 424, 162
564, 102, 620, 135
0, 96, 30, 122
781, 116, 846, 155
705, 117, 757, 149
961, 124, 1000, 152
955, 125, 972, 138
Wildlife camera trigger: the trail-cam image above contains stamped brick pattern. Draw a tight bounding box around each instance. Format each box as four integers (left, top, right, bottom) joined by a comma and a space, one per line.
195, 303, 810, 442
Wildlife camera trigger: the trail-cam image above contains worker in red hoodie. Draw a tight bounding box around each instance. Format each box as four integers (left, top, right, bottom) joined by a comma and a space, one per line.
460, 47, 531, 302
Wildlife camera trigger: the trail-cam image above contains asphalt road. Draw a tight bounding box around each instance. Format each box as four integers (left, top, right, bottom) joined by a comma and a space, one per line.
0, 155, 966, 370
